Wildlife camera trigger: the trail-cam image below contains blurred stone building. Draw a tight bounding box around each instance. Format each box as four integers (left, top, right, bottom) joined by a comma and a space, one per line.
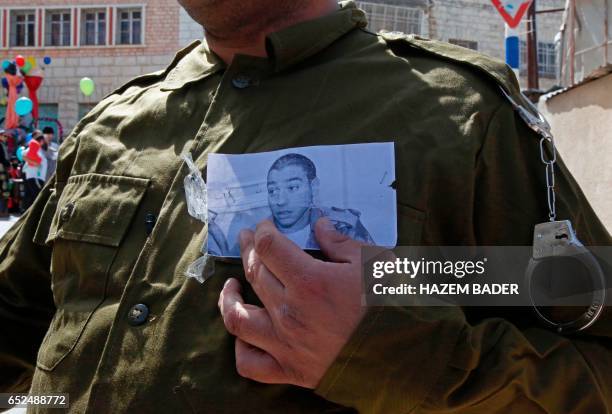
356, 0, 566, 90
0, 0, 203, 133
539, 0, 612, 231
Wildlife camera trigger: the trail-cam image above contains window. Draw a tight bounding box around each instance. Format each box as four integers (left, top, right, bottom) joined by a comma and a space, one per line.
45, 10, 71, 47
357, 2, 422, 35
10, 10, 36, 47
81, 9, 106, 46
448, 39, 478, 51
537, 42, 557, 78
520, 41, 558, 78
116, 8, 143, 45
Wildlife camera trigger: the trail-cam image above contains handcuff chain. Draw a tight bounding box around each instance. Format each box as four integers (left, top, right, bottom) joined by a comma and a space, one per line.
500, 87, 557, 221
541, 138, 557, 221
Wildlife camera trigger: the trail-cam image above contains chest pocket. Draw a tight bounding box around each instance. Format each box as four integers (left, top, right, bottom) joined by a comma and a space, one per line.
33, 173, 149, 371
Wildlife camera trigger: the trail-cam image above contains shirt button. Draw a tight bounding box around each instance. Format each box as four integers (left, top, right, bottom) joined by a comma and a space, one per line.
231, 74, 252, 89
145, 213, 156, 235
59, 202, 75, 223
127, 304, 149, 326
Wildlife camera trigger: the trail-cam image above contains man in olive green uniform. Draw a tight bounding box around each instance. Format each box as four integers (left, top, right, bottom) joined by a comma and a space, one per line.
1, 1, 611, 413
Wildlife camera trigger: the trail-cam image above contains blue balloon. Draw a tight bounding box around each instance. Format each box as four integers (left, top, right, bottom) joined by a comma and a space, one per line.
15, 97, 33, 117
25, 133, 33, 145
16, 147, 24, 162
43, 56, 52, 65
1, 78, 7, 89
2, 60, 10, 71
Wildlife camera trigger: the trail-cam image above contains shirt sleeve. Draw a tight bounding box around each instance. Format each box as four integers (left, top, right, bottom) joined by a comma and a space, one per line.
0, 180, 56, 392
315, 101, 612, 413
0, 132, 80, 393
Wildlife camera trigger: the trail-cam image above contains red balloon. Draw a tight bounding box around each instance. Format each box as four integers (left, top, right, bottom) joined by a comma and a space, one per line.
15, 55, 25, 67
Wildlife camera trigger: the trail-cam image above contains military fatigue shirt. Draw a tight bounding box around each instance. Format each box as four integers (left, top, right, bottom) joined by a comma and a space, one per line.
1, 2, 611, 413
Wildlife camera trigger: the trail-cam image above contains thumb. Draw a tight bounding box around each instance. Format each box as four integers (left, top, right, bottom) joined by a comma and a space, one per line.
314, 217, 363, 263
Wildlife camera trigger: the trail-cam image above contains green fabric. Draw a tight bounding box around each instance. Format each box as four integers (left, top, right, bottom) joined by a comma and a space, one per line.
0, 1, 610, 413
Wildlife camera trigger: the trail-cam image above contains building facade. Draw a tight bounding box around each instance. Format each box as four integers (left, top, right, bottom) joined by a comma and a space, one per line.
1, 1, 565, 135
0, 0, 203, 134
539, 0, 612, 231
357, 0, 566, 90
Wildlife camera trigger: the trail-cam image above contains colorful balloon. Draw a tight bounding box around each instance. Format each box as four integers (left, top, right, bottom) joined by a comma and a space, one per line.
43, 56, 52, 65
1, 78, 7, 89
26, 56, 37, 69
79, 77, 95, 96
4, 62, 17, 76
22, 61, 32, 74
15, 55, 25, 67
15, 97, 33, 116
2, 60, 11, 71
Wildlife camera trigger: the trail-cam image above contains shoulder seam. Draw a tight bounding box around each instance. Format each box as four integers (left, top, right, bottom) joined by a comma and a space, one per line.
380, 33, 522, 97
104, 40, 203, 98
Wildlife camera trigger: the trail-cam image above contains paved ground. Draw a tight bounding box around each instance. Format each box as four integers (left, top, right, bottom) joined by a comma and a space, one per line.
0, 215, 20, 239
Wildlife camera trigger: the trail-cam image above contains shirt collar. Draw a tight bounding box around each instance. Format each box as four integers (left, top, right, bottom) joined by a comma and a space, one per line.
266, 1, 367, 72
160, 1, 366, 90
160, 41, 223, 91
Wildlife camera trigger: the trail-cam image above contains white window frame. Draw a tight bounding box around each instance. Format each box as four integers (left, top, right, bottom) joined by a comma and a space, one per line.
537, 41, 557, 78
80, 7, 107, 46
9, 8, 37, 48
44, 8, 72, 47
0, 8, 4, 49
520, 40, 558, 79
1, 4, 145, 49
115, 6, 143, 45
112, 4, 146, 47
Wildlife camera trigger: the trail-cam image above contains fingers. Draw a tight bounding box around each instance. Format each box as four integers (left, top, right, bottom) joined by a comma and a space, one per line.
239, 230, 285, 307
235, 338, 287, 384
219, 278, 277, 353
252, 220, 320, 287
314, 217, 363, 263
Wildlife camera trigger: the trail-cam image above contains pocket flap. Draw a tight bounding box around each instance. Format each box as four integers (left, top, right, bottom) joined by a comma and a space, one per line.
46, 174, 150, 246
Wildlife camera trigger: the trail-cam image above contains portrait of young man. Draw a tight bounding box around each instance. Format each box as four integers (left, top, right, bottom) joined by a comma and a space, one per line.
0, 0, 610, 413
208, 152, 374, 256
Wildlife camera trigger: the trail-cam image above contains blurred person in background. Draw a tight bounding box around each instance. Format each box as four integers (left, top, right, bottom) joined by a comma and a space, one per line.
42, 126, 58, 181
0, 132, 10, 217
21, 131, 47, 211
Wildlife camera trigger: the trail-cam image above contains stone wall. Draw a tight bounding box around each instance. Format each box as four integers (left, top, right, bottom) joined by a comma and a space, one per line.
361, 0, 566, 90
1, 0, 204, 133
539, 74, 612, 232
179, 7, 204, 48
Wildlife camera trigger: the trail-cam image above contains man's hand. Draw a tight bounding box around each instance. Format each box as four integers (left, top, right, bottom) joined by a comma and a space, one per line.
218, 218, 366, 389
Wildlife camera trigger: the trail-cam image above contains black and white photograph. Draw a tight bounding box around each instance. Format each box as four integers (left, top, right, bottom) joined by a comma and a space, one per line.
206, 143, 397, 257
